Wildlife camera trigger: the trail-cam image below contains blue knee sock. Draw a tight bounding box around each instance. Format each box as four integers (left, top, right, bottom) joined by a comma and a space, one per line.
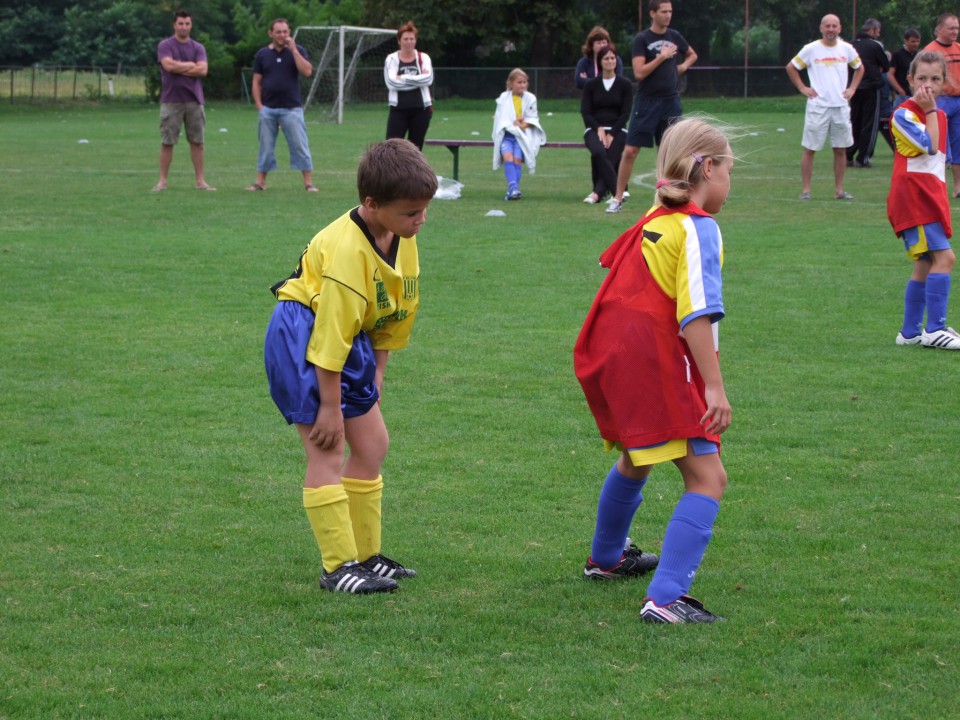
513, 161, 523, 188
925, 273, 951, 332
902, 279, 926, 338
645, 492, 720, 605
590, 465, 647, 569
503, 161, 518, 190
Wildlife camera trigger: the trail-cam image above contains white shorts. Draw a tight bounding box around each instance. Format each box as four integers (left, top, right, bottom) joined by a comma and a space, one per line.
801, 104, 853, 151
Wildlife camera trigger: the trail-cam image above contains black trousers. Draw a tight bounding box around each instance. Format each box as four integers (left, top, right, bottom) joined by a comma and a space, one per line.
386, 105, 432, 150
584, 130, 626, 198
847, 88, 881, 163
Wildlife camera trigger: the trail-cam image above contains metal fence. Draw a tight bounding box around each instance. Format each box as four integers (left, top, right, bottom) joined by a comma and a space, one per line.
426, 66, 792, 101
237, 65, 794, 105
0, 66, 149, 101
2, 65, 794, 104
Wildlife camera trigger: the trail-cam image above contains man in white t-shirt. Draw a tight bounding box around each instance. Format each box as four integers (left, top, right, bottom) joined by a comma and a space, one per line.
786, 14, 864, 200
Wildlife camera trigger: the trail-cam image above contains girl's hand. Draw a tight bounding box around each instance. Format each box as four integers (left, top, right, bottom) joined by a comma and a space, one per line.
700, 384, 732, 435
914, 84, 937, 112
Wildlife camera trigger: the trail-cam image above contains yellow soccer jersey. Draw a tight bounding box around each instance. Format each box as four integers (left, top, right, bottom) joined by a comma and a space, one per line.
272, 208, 419, 372
639, 207, 725, 330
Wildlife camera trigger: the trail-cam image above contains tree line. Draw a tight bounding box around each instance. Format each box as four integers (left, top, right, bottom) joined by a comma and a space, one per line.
1, 0, 951, 94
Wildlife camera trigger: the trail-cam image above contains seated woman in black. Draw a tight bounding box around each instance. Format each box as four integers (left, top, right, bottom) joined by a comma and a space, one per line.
580, 45, 632, 204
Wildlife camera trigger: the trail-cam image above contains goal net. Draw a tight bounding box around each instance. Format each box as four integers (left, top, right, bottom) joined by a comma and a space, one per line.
294, 25, 396, 124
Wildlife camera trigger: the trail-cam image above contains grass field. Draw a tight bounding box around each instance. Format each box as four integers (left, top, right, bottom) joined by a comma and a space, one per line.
1, 98, 959, 719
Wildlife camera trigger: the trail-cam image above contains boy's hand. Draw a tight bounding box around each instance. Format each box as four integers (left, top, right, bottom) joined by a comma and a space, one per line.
700, 384, 732, 435
308, 405, 343, 450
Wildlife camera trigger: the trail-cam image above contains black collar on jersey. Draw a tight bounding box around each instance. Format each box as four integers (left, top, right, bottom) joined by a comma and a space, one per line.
351, 207, 399, 268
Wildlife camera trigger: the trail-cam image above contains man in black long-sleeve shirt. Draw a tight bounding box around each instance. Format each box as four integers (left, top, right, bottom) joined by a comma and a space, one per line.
847, 18, 890, 167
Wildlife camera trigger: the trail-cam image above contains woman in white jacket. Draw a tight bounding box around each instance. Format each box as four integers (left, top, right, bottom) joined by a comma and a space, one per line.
492, 68, 547, 200
383, 21, 433, 150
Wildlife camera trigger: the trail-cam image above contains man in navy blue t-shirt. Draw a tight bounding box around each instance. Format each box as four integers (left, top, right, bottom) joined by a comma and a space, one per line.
246, 19, 318, 192
607, 0, 697, 213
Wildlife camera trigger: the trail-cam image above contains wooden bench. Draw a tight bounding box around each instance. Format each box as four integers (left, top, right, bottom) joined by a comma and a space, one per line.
424, 139, 584, 181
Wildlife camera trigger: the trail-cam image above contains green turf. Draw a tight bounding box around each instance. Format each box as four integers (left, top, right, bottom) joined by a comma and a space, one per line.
1, 100, 958, 719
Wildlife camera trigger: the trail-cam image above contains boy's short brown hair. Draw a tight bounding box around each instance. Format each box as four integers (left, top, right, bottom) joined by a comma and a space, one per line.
357, 139, 437, 204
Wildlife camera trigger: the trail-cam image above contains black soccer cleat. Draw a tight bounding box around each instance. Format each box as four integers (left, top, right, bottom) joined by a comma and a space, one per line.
320, 561, 398, 594
640, 595, 725, 623
360, 553, 417, 580
584, 544, 660, 580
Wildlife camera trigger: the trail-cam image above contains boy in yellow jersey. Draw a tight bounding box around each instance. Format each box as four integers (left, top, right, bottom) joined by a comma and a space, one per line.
264, 139, 437, 593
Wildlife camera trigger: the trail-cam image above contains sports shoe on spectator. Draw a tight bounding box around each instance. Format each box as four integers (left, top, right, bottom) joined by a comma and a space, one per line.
605, 199, 622, 214
921, 326, 960, 350
320, 561, 398, 594
835, 191, 854, 200
640, 595, 725, 623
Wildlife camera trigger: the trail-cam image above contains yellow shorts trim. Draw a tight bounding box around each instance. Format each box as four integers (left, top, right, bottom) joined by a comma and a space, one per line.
603, 438, 689, 465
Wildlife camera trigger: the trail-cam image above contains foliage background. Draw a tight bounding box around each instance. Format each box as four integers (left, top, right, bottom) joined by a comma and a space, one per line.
0, 0, 954, 80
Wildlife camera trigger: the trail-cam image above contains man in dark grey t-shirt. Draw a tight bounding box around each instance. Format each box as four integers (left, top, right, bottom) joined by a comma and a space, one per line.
607, 0, 697, 213
246, 18, 317, 192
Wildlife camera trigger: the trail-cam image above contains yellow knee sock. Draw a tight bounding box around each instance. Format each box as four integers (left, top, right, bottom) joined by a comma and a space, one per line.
341, 476, 383, 563
302, 484, 357, 574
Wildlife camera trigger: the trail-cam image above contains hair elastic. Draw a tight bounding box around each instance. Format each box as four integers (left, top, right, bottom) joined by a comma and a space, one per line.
655, 179, 671, 189
692, 153, 704, 163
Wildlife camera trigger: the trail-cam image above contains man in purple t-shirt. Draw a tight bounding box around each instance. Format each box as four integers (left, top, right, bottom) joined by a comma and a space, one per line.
153, 11, 215, 191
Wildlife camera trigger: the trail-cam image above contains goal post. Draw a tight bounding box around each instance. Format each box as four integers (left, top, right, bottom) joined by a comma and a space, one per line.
294, 25, 396, 124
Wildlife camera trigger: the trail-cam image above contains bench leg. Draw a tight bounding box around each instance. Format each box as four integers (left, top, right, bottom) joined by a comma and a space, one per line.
443, 146, 460, 182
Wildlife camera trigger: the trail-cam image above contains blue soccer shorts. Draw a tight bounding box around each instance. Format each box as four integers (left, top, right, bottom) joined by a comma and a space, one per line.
902, 221, 951, 261
264, 301, 379, 425
500, 134, 524, 161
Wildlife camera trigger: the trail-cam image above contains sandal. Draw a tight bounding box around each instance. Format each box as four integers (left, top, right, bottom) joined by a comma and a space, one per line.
245, 183, 265, 191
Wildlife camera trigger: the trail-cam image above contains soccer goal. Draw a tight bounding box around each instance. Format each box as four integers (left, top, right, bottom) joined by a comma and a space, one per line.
294, 25, 396, 124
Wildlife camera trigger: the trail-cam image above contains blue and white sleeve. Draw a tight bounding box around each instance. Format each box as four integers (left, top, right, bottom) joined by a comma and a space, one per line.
891, 106, 935, 157
677, 215, 724, 328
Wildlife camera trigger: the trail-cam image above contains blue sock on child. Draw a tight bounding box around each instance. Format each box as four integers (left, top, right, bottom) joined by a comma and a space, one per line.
925, 273, 951, 332
590, 465, 647, 569
513, 161, 522, 188
503, 162, 518, 190
645, 492, 720, 606
902, 279, 926, 338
